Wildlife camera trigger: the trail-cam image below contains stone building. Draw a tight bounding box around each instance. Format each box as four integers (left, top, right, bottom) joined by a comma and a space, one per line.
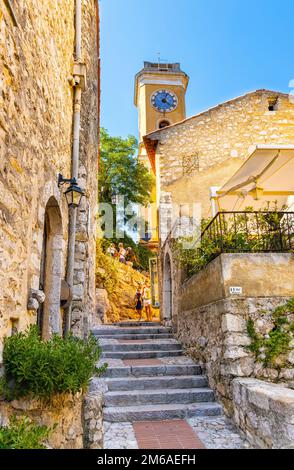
137, 74, 294, 318
0, 0, 100, 359
137, 72, 294, 446
144, 89, 294, 243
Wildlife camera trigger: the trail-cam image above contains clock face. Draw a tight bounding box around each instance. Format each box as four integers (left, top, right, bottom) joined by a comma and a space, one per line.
151, 90, 178, 113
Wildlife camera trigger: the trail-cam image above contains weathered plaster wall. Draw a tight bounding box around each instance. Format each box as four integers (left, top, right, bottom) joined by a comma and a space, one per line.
176, 254, 294, 415
180, 253, 294, 310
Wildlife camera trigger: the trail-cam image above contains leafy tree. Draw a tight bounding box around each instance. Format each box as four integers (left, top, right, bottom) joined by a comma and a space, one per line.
98, 128, 155, 269
99, 127, 153, 206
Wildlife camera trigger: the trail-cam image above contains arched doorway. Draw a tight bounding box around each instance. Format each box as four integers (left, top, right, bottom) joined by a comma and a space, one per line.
38, 197, 63, 339
163, 253, 172, 321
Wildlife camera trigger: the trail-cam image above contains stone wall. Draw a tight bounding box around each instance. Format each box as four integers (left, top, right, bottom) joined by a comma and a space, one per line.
176, 254, 294, 415
180, 253, 294, 309
71, 0, 99, 338
83, 390, 104, 449
232, 378, 294, 449
146, 89, 294, 223
0, 0, 74, 352
0, 390, 103, 449
0, 0, 99, 353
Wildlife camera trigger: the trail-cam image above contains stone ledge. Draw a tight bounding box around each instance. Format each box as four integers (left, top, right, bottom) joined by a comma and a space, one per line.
232, 378, 294, 448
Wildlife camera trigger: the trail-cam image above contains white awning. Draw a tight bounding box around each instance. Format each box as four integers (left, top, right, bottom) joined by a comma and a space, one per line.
216, 145, 294, 211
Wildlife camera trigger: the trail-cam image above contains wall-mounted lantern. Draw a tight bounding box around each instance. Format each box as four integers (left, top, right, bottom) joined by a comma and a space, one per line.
58, 173, 85, 208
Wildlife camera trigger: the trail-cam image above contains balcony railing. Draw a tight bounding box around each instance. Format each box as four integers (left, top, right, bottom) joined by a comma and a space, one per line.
184, 211, 294, 280
202, 211, 294, 253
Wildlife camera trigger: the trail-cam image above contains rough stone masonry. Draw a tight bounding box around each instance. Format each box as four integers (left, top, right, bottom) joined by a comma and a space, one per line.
0, 0, 99, 357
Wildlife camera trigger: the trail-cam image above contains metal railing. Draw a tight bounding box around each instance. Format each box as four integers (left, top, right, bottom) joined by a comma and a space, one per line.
201, 211, 294, 253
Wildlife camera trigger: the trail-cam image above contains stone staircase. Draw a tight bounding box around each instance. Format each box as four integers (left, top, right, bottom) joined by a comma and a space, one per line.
92, 322, 222, 422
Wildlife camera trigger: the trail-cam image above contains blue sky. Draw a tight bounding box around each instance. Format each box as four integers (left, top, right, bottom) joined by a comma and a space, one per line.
100, 0, 294, 139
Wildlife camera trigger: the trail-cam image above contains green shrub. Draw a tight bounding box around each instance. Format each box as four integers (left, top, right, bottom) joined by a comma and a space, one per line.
2, 326, 107, 400
0, 415, 52, 449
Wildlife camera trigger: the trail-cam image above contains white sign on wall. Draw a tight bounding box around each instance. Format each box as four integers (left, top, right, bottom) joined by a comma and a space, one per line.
230, 286, 243, 295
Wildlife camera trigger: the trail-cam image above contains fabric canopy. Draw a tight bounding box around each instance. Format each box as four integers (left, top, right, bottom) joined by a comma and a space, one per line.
216, 145, 294, 212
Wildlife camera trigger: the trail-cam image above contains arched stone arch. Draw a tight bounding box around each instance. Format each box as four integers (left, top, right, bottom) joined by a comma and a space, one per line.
162, 250, 173, 322
38, 196, 63, 339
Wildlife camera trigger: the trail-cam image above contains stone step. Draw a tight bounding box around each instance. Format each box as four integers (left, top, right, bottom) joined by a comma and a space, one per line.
104, 402, 223, 422
103, 364, 202, 378
105, 388, 214, 406
104, 374, 208, 391
100, 341, 182, 352
93, 327, 172, 336
101, 350, 183, 359
115, 322, 161, 327
96, 333, 173, 340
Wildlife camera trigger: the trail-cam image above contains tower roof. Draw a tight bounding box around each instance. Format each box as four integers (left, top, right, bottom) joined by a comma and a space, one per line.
142, 62, 183, 72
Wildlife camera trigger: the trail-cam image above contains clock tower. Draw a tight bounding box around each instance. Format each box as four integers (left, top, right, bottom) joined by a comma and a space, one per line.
135, 62, 189, 156
134, 62, 189, 247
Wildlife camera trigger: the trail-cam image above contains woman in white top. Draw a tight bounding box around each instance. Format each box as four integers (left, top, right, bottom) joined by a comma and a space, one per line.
118, 243, 126, 263
142, 283, 152, 322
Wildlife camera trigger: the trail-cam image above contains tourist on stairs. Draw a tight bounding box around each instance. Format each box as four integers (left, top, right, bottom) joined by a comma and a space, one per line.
143, 283, 152, 322
134, 285, 144, 321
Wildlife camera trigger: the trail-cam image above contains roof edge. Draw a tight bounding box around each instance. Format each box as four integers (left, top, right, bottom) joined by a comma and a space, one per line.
144, 89, 290, 138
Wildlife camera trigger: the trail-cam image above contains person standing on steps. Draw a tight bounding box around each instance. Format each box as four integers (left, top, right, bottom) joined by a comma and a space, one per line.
134, 285, 144, 321
143, 282, 152, 322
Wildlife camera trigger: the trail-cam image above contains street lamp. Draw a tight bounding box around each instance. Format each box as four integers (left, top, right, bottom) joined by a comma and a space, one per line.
58, 173, 85, 208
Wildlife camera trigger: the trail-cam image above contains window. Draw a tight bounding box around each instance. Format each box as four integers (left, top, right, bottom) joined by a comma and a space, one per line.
159, 120, 170, 129
268, 96, 278, 112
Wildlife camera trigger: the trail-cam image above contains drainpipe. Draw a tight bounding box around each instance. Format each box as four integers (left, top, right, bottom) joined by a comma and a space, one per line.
64, 0, 85, 335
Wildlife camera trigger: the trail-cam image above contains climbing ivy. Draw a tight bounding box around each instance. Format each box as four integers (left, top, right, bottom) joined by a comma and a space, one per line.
247, 298, 294, 369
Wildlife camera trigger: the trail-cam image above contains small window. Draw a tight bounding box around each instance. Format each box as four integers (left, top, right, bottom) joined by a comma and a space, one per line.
10, 318, 19, 336
159, 120, 170, 129
268, 96, 278, 112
